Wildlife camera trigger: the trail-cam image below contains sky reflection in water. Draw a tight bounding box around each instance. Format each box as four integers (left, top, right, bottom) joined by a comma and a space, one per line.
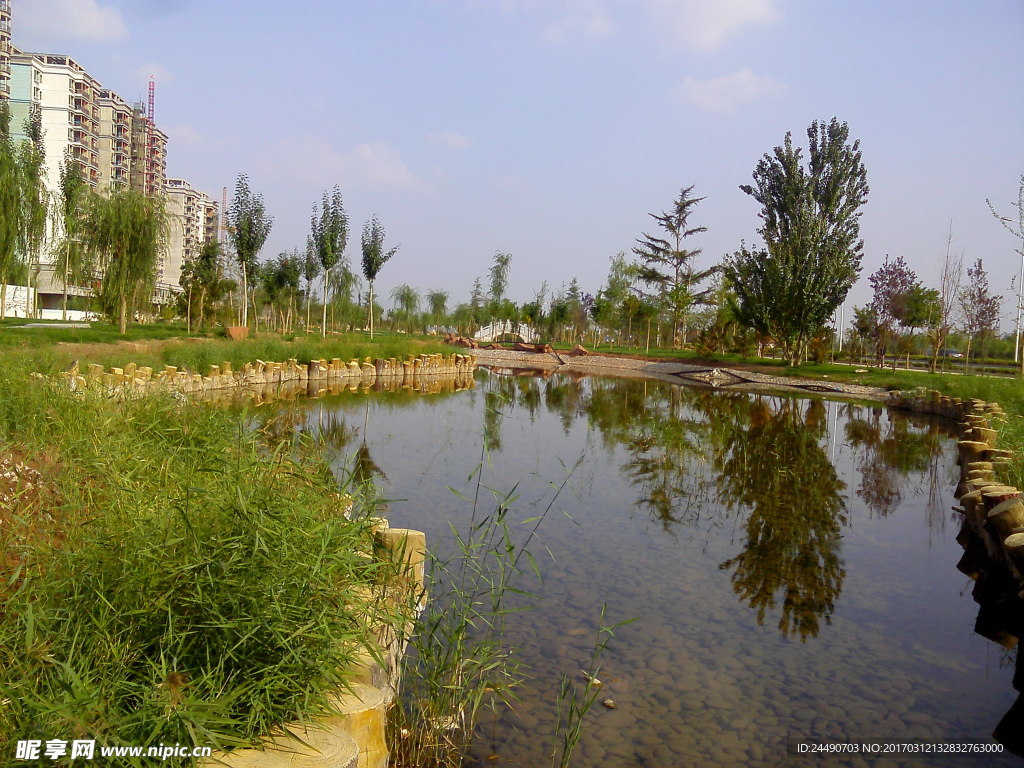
266, 370, 1019, 767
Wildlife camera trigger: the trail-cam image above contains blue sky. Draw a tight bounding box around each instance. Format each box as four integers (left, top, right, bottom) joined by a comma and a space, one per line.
15, 0, 1024, 326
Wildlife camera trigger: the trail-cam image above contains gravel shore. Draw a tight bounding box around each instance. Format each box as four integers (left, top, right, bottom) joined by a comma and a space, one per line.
471, 348, 888, 400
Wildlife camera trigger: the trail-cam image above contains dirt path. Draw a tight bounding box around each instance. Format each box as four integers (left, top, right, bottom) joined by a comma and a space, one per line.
472, 348, 888, 401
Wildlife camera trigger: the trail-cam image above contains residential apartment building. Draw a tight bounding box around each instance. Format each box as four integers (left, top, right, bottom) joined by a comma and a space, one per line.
9, 49, 101, 192
1, 0, 214, 314
96, 88, 131, 190
163, 179, 218, 303
0, 0, 11, 99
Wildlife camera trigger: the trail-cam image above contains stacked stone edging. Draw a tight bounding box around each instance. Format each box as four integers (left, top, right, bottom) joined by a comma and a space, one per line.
200, 524, 427, 768
888, 388, 1024, 755
886, 388, 1022, 593
60, 353, 478, 399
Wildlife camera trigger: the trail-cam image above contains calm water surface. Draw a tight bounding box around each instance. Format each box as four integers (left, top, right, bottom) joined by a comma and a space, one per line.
271, 370, 1018, 767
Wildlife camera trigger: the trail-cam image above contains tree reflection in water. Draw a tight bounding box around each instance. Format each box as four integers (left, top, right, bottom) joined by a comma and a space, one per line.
712, 396, 847, 641
276, 370, 954, 642
484, 373, 954, 640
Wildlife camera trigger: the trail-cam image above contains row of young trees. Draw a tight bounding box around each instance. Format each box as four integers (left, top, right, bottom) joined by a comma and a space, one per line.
182, 176, 400, 339
380, 119, 1015, 373
185, 120, 1019, 363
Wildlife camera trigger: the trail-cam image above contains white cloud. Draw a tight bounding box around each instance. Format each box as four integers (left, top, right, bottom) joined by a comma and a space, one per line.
675, 68, 786, 111
17, 0, 128, 43
272, 138, 429, 192
428, 131, 471, 149
643, 0, 780, 51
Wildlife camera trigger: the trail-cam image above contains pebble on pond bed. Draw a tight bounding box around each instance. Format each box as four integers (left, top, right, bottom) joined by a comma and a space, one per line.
601, 699, 617, 709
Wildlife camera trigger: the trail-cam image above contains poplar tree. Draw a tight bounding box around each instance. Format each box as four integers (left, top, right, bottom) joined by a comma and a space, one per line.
309, 186, 348, 337
18, 104, 48, 319
0, 102, 20, 318
729, 118, 869, 365
302, 239, 321, 331
227, 173, 273, 328
55, 153, 92, 321
360, 215, 398, 339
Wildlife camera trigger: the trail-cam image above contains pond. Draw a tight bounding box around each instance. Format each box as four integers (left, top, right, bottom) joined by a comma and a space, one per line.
267, 369, 1019, 767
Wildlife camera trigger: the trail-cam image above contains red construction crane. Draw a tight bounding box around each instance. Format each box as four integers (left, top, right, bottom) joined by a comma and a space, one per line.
219, 186, 229, 244
144, 77, 156, 195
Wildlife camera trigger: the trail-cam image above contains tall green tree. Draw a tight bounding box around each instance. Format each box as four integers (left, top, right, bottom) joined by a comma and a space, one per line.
260, 250, 302, 331
54, 153, 93, 321
488, 251, 511, 308
180, 239, 221, 331
728, 118, 869, 365
0, 102, 21, 319
84, 188, 168, 334
302, 238, 321, 332
632, 186, 713, 347
227, 173, 273, 328
17, 104, 47, 319
360, 215, 398, 339
310, 186, 348, 337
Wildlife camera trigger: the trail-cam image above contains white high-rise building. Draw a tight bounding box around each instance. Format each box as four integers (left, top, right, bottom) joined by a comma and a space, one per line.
1, 1, 216, 315
0, 0, 11, 99
163, 179, 219, 303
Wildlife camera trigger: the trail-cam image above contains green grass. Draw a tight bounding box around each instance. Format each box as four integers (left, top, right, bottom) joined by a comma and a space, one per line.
0, 320, 207, 348
0, 331, 452, 378
0, 357, 407, 762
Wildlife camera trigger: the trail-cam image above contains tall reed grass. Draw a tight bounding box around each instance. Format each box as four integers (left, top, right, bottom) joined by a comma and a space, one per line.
0, 358, 401, 762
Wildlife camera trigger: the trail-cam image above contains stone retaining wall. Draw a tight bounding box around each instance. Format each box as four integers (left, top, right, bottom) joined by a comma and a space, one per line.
887, 388, 1023, 756
60, 353, 478, 399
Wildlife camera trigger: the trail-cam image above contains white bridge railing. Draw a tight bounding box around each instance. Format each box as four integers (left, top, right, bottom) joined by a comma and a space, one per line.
473, 321, 539, 343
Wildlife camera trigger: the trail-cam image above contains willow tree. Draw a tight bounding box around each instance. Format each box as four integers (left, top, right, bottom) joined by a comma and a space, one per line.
360, 215, 398, 339
227, 173, 273, 328
54, 153, 92, 320
426, 289, 449, 330
309, 186, 348, 337
729, 118, 869, 365
85, 188, 168, 334
390, 284, 420, 333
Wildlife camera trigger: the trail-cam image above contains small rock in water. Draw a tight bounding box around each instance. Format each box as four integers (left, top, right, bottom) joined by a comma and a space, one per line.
601, 698, 617, 709
580, 670, 603, 687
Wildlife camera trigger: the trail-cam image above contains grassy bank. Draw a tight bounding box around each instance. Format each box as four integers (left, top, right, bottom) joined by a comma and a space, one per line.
1, 327, 450, 375
0, 356, 404, 760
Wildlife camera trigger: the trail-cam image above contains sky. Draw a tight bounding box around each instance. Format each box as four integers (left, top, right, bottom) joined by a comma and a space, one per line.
13, 0, 1024, 329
